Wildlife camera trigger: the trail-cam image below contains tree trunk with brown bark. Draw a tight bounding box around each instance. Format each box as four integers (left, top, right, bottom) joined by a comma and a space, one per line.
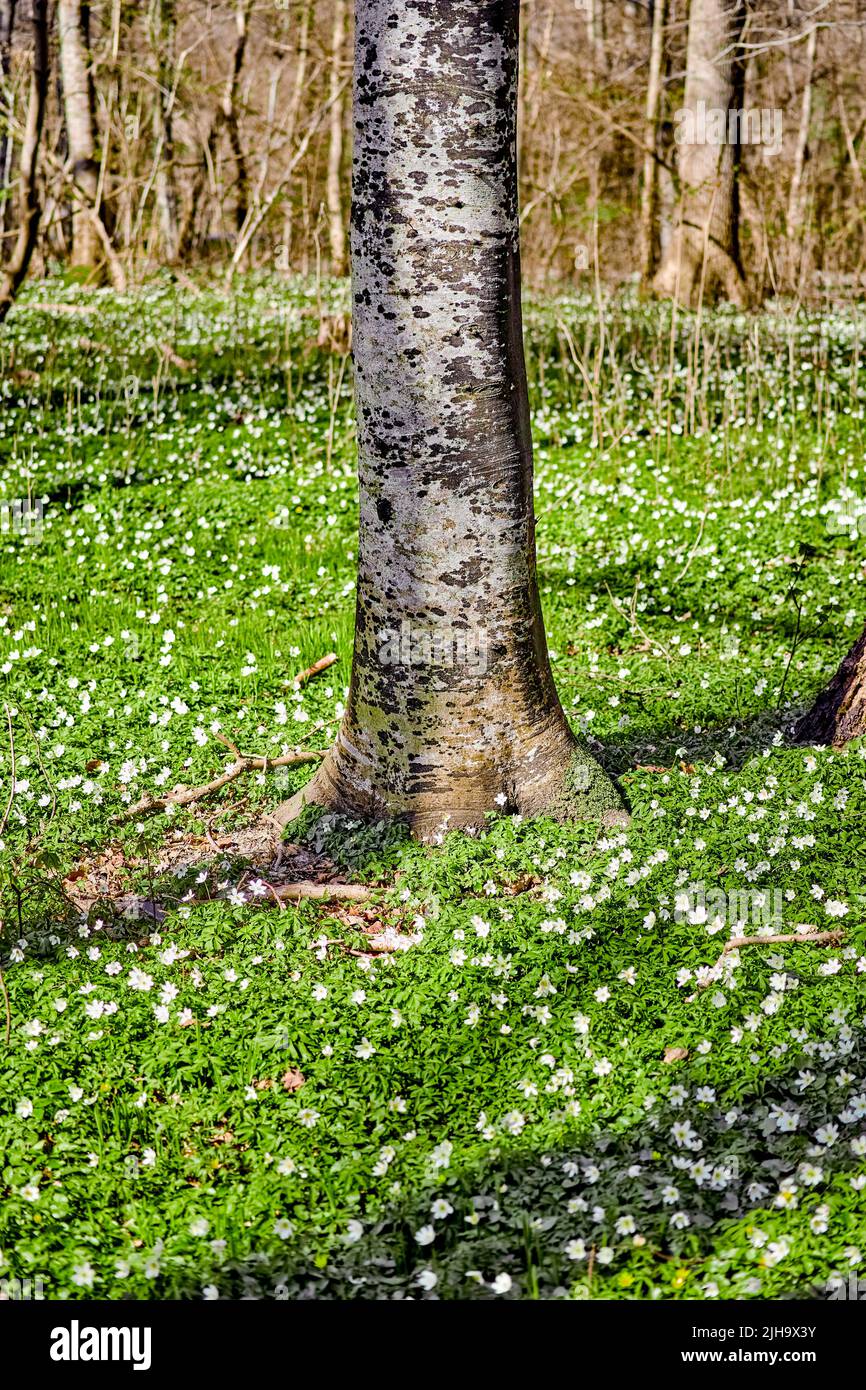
58, 0, 100, 270
795, 623, 866, 747
652, 0, 748, 307
0, 0, 48, 323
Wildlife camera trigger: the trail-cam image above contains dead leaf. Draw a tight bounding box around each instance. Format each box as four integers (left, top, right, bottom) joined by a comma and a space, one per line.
281, 1069, 305, 1092
663, 1046, 689, 1064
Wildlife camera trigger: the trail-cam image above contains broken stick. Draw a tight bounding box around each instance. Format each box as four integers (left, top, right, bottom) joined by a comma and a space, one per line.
114, 747, 325, 823
285, 653, 337, 687
272, 881, 371, 903
697, 927, 845, 987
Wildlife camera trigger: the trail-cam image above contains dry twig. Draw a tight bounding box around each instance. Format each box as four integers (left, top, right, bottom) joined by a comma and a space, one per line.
697, 927, 845, 988
113, 740, 324, 823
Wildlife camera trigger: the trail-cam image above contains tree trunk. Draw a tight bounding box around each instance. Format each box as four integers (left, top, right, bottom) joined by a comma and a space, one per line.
225, 0, 249, 236
584, 0, 607, 79
786, 23, 817, 290
57, 0, 100, 270
638, 0, 667, 285
149, 0, 180, 261
175, 0, 250, 263
273, 0, 625, 841
795, 622, 866, 747
325, 0, 348, 275
0, 0, 18, 244
652, 0, 747, 308
0, 0, 49, 323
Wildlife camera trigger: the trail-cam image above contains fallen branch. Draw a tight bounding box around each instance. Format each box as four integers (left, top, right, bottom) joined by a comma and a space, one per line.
272, 881, 371, 903
285, 652, 337, 687
697, 927, 845, 987
113, 747, 325, 823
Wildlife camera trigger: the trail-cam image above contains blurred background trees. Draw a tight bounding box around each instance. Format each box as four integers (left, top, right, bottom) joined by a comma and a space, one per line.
0, 0, 864, 305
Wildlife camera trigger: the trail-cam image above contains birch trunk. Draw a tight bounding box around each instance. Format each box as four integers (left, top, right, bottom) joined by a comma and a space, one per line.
274, 0, 625, 841
58, 0, 100, 269
652, 0, 747, 307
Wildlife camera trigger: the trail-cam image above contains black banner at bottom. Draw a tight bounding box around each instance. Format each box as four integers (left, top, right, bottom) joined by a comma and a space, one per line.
2, 1295, 858, 1378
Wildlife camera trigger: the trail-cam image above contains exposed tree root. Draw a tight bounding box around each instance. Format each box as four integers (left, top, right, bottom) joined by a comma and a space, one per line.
271, 881, 371, 903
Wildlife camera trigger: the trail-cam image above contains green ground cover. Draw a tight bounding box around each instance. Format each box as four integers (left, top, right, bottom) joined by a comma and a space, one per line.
0, 276, 864, 1299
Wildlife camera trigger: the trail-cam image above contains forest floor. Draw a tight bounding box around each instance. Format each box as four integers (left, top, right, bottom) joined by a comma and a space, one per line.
0, 275, 864, 1300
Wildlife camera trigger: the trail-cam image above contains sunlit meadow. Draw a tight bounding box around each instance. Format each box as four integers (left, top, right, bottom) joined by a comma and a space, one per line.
0, 276, 865, 1300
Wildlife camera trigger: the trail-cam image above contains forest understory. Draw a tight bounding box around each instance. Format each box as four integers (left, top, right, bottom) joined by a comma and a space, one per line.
0, 275, 865, 1300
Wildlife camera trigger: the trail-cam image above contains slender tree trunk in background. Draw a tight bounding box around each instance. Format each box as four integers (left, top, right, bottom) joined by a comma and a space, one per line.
0, 0, 48, 323
787, 23, 817, 289
584, 0, 607, 78
0, 0, 18, 244
326, 0, 348, 274
652, 0, 748, 307
795, 622, 866, 746
639, 0, 667, 285
175, 0, 251, 263
58, 0, 100, 270
274, 0, 625, 841
226, 0, 249, 236
278, 0, 312, 269
149, 0, 180, 261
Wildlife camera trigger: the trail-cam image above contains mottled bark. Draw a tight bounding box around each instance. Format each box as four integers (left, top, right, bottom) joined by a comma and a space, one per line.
652, 0, 747, 308
274, 0, 625, 841
58, 0, 100, 269
0, 0, 48, 324
795, 622, 866, 747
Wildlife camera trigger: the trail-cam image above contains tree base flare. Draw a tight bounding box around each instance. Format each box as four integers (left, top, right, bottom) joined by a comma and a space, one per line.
271, 745, 629, 844
794, 621, 866, 747
652, 228, 748, 309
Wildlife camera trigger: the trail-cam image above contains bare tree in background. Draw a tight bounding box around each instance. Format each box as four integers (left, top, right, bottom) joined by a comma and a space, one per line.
325, 0, 347, 274
57, 0, 100, 270
0, 1, 863, 302
0, 0, 48, 322
653, 0, 748, 306
786, 21, 818, 290
148, 0, 180, 261
0, 0, 18, 243
639, 0, 668, 284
